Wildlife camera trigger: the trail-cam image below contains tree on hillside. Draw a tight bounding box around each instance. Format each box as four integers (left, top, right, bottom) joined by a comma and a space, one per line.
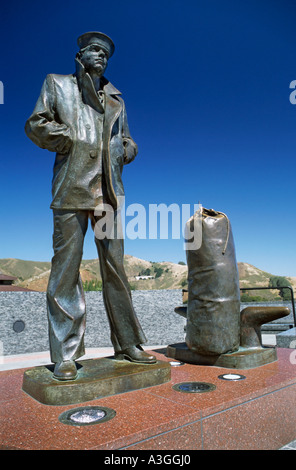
139, 268, 151, 276
268, 276, 292, 301
154, 267, 164, 278
83, 279, 102, 291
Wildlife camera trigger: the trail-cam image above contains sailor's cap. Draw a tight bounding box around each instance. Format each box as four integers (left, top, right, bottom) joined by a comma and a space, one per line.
77, 31, 115, 58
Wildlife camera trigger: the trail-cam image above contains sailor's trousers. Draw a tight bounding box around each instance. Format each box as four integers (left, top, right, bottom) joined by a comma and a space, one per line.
47, 209, 146, 363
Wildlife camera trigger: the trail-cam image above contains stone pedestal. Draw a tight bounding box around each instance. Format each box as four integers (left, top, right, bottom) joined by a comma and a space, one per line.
276, 327, 296, 348
22, 357, 171, 405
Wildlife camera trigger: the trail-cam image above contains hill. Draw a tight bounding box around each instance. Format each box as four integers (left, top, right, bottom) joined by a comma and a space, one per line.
0, 257, 295, 297
237, 262, 294, 301
0, 256, 187, 292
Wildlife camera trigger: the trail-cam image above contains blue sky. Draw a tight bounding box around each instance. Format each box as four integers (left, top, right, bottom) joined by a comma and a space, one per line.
1, 0, 296, 276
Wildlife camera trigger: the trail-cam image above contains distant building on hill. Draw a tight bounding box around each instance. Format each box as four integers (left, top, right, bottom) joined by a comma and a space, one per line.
134, 275, 155, 281
0, 273, 35, 292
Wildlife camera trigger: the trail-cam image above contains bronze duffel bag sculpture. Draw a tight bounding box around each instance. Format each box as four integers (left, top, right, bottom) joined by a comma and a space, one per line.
185, 208, 240, 356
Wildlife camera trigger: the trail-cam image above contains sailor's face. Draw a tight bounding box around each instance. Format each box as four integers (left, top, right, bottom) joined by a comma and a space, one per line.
80, 45, 108, 75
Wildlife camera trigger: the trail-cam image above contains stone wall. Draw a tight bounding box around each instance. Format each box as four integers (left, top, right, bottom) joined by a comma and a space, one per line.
0, 290, 185, 356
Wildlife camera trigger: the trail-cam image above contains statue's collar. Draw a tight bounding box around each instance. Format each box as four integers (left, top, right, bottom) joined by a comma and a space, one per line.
74, 58, 122, 96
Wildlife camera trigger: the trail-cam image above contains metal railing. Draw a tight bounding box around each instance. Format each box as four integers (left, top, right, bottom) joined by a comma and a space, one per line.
182, 286, 296, 328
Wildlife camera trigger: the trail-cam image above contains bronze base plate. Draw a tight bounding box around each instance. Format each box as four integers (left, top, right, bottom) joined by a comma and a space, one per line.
22, 356, 171, 406
166, 343, 277, 369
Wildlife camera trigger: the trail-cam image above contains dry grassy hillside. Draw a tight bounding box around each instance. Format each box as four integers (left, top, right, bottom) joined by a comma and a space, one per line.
0, 256, 188, 292
0, 257, 294, 296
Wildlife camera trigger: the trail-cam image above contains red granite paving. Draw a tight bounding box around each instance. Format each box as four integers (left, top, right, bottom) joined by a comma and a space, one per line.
1, 348, 296, 450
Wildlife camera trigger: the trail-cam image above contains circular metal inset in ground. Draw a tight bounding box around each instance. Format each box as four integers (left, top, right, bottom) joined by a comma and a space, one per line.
218, 373, 246, 381
58, 406, 116, 426
173, 382, 216, 393
13, 320, 25, 333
